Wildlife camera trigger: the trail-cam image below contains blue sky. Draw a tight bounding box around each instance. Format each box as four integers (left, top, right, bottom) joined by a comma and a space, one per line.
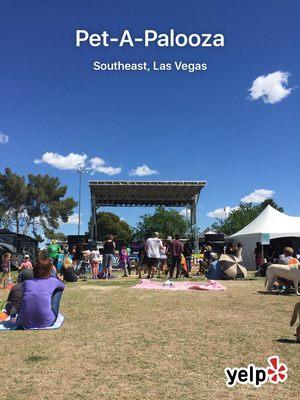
0, 0, 300, 236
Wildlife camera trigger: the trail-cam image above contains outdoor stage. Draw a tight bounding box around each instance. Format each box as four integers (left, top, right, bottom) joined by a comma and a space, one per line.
89, 180, 207, 249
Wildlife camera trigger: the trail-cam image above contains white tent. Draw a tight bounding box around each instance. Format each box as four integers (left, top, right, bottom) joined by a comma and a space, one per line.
230, 205, 300, 269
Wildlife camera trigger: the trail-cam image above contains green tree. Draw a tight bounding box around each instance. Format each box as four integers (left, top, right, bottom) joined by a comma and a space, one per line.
44, 229, 67, 242
134, 206, 188, 240
211, 199, 284, 236
0, 168, 77, 238
0, 168, 28, 233
90, 212, 132, 242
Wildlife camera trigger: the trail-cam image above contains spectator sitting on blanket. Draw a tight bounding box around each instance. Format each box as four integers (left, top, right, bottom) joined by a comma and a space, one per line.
5, 269, 33, 315
205, 253, 226, 280
16, 259, 65, 329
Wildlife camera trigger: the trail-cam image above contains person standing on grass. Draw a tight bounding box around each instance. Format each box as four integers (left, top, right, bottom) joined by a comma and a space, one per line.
183, 239, 193, 273
102, 234, 116, 279
120, 245, 130, 277
145, 232, 164, 278
169, 235, 184, 279
90, 246, 101, 279
19, 255, 33, 271
159, 240, 168, 277
254, 242, 263, 270
48, 240, 61, 267
1, 252, 12, 289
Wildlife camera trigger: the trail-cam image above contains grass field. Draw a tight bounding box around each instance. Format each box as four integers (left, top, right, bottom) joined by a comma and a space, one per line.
0, 274, 299, 400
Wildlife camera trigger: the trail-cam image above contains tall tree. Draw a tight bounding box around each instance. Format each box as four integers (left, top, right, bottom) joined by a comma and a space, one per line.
0, 168, 28, 233
211, 199, 284, 236
44, 229, 67, 242
90, 212, 132, 242
0, 168, 77, 238
134, 206, 188, 240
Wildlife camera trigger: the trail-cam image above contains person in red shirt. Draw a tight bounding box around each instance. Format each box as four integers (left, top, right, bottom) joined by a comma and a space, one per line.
19, 255, 33, 271
169, 235, 183, 278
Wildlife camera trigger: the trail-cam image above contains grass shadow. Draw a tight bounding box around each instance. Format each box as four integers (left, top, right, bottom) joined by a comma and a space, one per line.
26, 354, 49, 363
276, 338, 299, 344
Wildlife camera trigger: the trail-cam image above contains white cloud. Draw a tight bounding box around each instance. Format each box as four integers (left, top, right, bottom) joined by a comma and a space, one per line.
34, 152, 121, 176
0, 132, 9, 144
89, 157, 121, 176
179, 208, 191, 218
207, 206, 238, 219
63, 213, 81, 225
34, 152, 87, 170
129, 164, 158, 176
241, 189, 275, 203
248, 71, 292, 104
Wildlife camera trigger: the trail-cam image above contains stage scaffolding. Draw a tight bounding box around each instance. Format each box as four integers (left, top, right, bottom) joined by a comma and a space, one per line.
89, 180, 206, 251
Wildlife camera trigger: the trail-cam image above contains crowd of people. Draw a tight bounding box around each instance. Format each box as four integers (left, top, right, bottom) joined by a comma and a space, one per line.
140, 233, 193, 279
1, 234, 300, 330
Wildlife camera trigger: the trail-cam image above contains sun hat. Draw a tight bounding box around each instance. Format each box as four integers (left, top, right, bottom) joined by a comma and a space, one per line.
24, 254, 30, 258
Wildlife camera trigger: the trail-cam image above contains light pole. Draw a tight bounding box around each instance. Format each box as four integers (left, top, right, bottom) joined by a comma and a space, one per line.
74, 164, 88, 237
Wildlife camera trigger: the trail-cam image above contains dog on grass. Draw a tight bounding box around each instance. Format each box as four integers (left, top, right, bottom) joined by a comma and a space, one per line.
290, 302, 300, 342
265, 264, 300, 295
130, 259, 142, 279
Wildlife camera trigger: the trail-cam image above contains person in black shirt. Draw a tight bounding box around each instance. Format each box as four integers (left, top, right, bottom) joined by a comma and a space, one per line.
103, 234, 116, 279
183, 240, 193, 272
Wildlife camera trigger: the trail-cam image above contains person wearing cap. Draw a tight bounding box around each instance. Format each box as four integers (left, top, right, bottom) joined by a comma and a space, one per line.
145, 232, 164, 278
19, 255, 33, 271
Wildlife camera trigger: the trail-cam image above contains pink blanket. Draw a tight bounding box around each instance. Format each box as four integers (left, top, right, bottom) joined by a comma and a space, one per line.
132, 279, 226, 291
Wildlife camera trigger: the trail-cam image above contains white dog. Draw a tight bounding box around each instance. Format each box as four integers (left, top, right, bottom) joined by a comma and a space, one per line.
265, 264, 300, 295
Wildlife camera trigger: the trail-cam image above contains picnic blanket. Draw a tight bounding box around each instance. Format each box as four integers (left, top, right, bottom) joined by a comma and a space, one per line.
132, 279, 226, 291
0, 313, 65, 331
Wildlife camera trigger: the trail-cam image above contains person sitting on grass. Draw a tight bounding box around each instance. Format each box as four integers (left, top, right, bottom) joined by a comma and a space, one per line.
61, 256, 78, 282
5, 269, 33, 315
205, 253, 226, 280
279, 247, 298, 266
271, 247, 300, 293
16, 258, 65, 329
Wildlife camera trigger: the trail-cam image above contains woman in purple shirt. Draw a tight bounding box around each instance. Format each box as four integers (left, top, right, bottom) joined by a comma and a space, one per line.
17, 259, 65, 329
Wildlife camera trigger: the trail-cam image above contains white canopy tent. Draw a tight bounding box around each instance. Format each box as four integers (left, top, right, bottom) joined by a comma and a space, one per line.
230, 205, 300, 269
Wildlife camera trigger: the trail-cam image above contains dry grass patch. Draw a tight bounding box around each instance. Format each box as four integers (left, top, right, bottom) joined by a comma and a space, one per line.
0, 276, 299, 399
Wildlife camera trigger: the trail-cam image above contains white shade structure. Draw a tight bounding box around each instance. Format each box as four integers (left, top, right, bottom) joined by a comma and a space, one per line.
230, 205, 300, 269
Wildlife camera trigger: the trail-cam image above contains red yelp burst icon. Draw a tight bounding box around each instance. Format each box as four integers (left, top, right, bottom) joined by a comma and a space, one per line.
267, 356, 288, 384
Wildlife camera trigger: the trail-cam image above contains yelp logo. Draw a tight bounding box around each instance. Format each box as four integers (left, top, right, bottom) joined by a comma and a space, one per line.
225, 356, 288, 388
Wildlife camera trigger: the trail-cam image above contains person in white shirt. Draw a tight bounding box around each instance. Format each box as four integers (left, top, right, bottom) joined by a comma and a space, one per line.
145, 232, 163, 278
90, 246, 101, 279
159, 242, 168, 277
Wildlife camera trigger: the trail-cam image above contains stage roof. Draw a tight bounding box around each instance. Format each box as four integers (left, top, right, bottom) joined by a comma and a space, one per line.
89, 181, 206, 207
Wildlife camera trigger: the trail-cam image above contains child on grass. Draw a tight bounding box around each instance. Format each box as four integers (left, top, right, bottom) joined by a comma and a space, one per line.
1, 252, 12, 289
